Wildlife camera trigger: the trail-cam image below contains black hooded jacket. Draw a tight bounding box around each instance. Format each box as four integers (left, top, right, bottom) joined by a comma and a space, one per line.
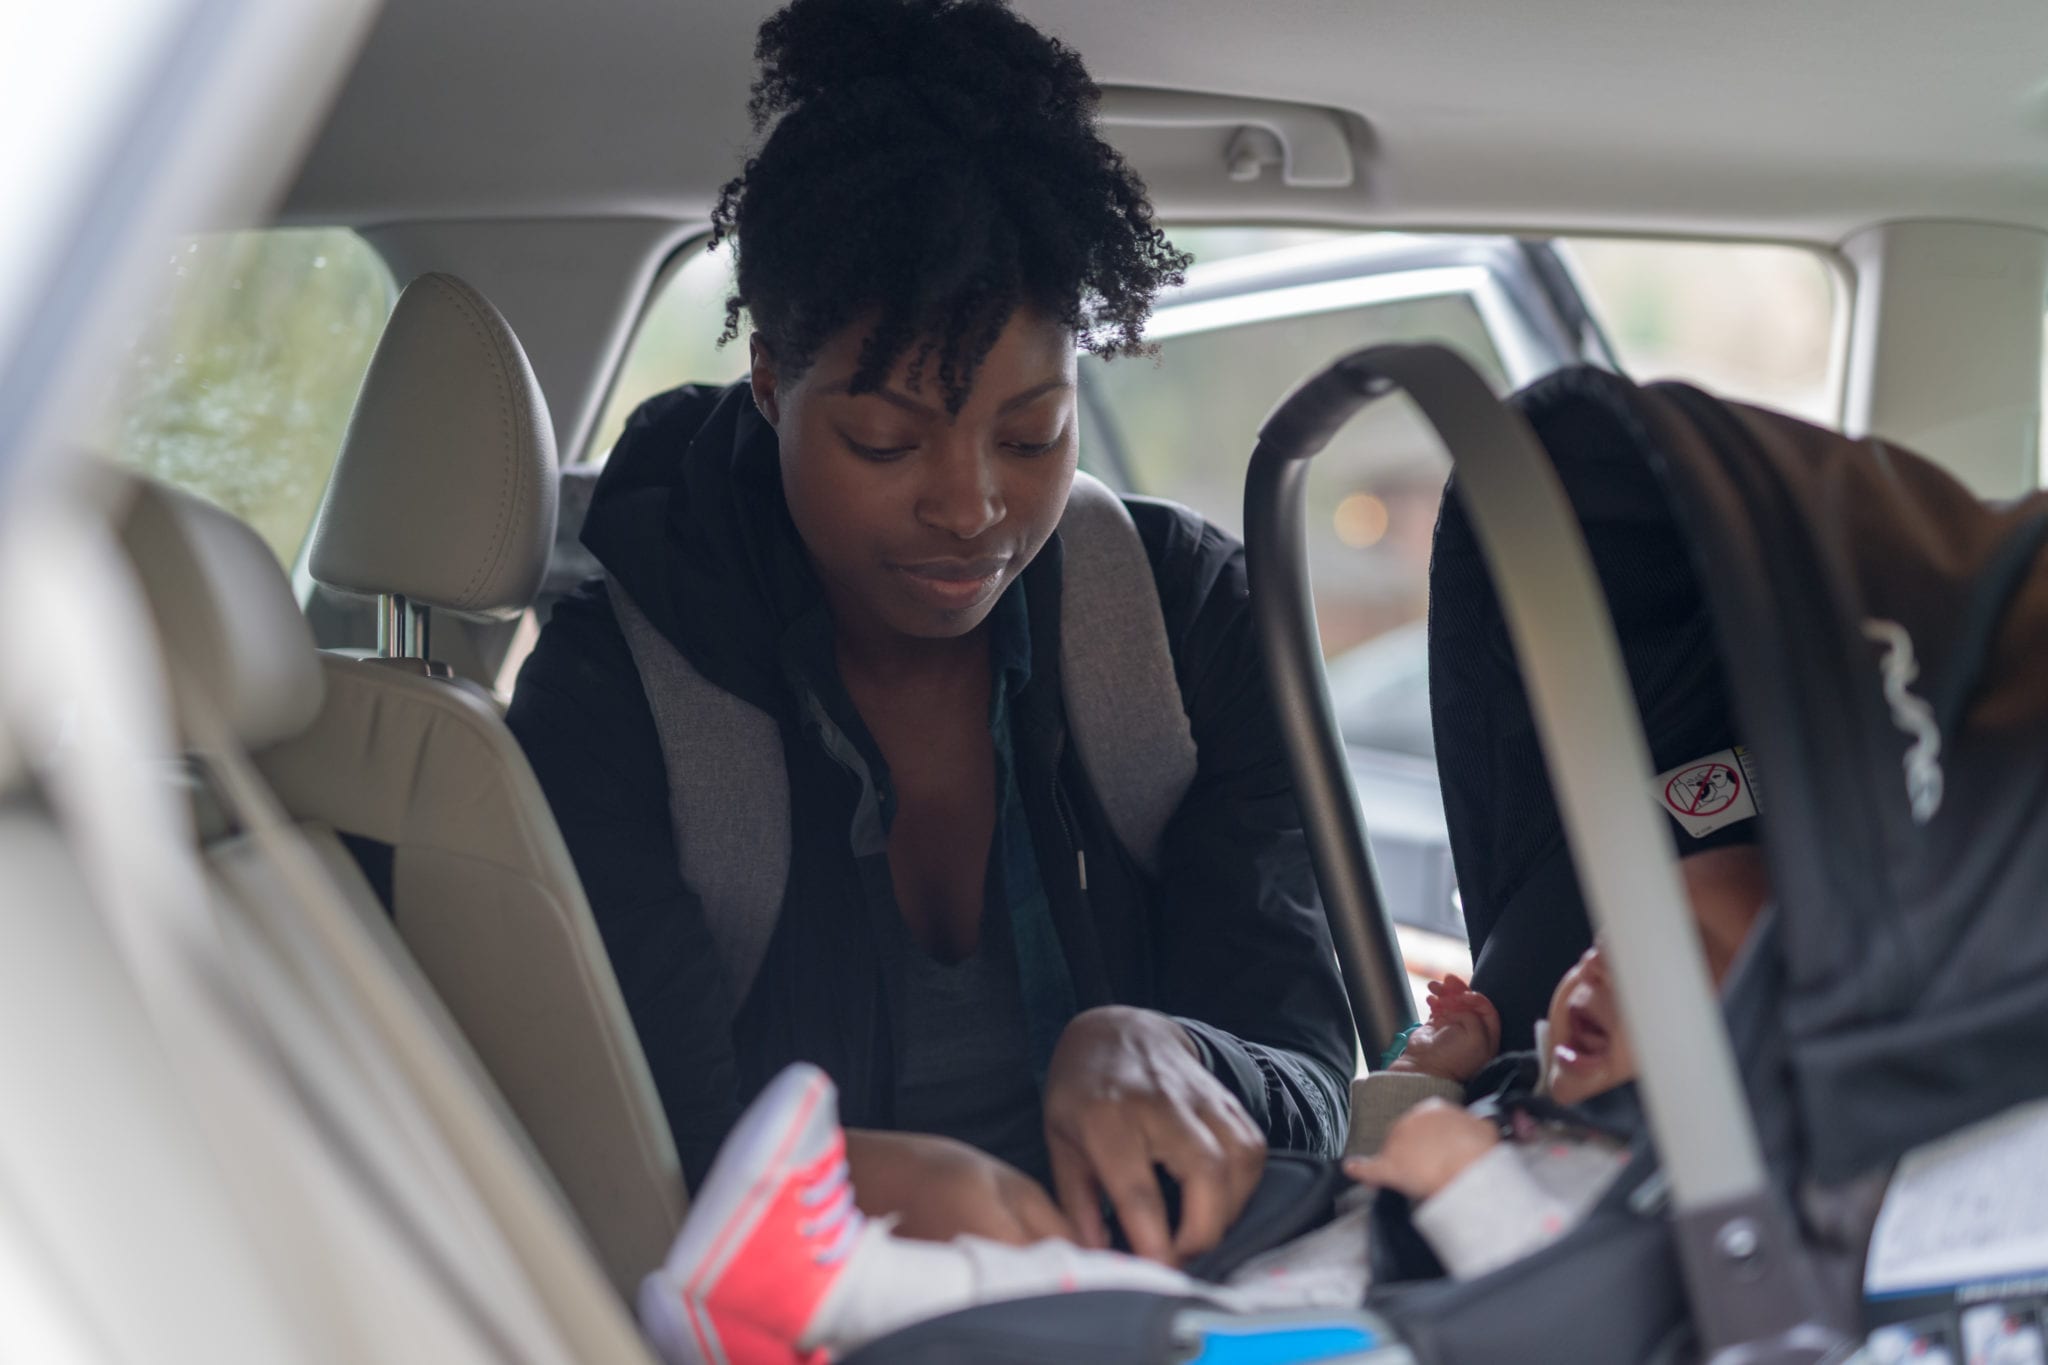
507, 382, 1353, 1187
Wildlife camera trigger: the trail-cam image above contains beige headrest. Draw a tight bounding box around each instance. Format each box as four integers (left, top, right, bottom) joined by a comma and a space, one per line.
308, 273, 557, 621
120, 481, 326, 751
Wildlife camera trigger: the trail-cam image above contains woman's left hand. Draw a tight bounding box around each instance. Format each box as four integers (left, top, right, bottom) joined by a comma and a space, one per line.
1042, 1005, 1267, 1267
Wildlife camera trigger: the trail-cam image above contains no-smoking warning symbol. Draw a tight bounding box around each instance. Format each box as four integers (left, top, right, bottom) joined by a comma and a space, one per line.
1665, 762, 1740, 817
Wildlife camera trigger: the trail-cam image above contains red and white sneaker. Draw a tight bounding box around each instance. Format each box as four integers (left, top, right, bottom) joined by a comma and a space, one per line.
639, 1063, 864, 1365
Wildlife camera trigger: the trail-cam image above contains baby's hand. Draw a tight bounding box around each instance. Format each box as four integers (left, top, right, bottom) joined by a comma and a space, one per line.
1344, 1099, 1500, 1202
1388, 976, 1501, 1083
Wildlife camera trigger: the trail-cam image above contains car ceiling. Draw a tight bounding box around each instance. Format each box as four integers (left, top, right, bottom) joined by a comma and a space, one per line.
285, 0, 2048, 244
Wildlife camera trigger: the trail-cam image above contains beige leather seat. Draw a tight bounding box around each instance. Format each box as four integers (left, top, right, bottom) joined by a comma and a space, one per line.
251, 271, 683, 1295
118, 477, 653, 1361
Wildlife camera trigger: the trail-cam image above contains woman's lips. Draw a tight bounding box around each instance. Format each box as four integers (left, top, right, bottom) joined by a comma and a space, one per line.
891, 557, 1010, 611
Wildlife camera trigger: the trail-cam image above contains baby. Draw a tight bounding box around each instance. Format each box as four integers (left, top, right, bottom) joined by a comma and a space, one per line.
638, 845, 1769, 1364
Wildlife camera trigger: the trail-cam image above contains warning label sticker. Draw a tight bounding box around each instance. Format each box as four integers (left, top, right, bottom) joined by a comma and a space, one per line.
1652, 746, 1762, 839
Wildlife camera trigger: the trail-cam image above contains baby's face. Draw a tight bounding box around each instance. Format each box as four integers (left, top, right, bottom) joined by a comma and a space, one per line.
1540, 844, 1771, 1106
1543, 945, 1634, 1107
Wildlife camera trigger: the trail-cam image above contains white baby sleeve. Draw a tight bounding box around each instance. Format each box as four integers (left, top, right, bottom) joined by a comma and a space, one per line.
1410, 1143, 1578, 1281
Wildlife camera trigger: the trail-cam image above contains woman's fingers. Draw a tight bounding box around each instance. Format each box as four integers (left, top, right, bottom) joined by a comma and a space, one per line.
1156, 1110, 1231, 1261
1053, 1090, 1263, 1265
1039, 1006, 1274, 1266
1067, 1105, 1175, 1263
1048, 1133, 1110, 1250
1204, 1092, 1268, 1209
1167, 1096, 1265, 1261
1108, 1087, 1267, 1264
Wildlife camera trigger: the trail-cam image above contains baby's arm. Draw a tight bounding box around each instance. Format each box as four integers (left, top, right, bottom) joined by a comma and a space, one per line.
1411, 1141, 1593, 1280
1346, 1101, 1606, 1281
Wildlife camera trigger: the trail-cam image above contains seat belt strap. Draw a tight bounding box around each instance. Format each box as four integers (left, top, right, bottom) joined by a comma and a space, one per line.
610, 578, 790, 1015
614, 469, 1197, 1013
1055, 473, 1199, 880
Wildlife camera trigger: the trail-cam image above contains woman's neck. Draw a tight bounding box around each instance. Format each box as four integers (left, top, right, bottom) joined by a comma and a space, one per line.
832, 616, 987, 690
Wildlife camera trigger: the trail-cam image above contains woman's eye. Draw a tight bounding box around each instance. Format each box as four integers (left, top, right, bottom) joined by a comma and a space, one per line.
1002, 435, 1060, 456
844, 435, 916, 461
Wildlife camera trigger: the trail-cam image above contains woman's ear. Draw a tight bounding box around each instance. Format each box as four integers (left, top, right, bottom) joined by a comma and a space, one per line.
748, 335, 782, 428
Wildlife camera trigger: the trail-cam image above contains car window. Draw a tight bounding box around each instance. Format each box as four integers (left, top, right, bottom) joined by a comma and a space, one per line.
97, 229, 396, 565
1082, 233, 1526, 952
1083, 269, 1507, 669
587, 239, 747, 461
1559, 237, 1840, 424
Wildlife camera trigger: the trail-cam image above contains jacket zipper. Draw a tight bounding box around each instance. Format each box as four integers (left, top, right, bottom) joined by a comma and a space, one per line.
1050, 777, 1087, 892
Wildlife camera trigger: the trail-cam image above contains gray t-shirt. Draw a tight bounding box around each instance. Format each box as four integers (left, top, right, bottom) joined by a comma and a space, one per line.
889, 897, 1050, 1185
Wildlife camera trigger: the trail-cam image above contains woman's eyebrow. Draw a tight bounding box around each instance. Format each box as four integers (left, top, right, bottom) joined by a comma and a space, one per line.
996, 378, 1072, 414
819, 376, 1071, 418
818, 379, 938, 417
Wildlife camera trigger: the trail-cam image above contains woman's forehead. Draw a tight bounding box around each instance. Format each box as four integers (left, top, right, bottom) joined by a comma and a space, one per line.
806, 310, 1076, 411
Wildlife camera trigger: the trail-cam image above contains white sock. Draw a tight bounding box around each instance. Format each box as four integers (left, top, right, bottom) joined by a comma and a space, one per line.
800, 1222, 1216, 1355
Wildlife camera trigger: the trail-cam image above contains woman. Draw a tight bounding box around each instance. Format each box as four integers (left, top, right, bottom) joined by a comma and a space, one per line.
508, 0, 1352, 1269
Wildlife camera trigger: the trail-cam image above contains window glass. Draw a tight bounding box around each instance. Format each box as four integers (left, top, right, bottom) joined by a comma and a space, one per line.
1084, 289, 1504, 666
100, 229, 395, 564
1083, 254, 1512, 954
588, 240, 747, 460
1560, 237, 1839, 424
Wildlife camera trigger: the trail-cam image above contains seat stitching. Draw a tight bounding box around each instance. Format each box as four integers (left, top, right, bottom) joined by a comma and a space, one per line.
429, 276, 519, 612
392, 844, 678, 1195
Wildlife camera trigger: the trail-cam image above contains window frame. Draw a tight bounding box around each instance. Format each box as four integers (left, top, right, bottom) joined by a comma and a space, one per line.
1079, 233, 1602, 492
1072, 232, 1604, 954
578, 232, 741, 467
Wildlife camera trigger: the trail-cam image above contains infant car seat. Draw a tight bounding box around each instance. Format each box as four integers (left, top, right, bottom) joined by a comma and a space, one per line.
845, 347, 2048, 1364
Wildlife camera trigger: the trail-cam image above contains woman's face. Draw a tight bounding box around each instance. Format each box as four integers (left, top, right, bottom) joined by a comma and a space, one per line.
752, 308, 1079, 645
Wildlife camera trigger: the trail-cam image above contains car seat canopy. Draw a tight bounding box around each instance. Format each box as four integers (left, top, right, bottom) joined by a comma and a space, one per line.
1433, 364, 2048, 1184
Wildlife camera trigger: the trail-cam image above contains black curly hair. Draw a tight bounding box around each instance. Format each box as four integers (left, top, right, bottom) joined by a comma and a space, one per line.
709, 0, 1189, 414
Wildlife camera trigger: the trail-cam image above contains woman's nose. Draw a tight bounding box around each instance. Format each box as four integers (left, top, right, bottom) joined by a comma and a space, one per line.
917, 444, 1003, 540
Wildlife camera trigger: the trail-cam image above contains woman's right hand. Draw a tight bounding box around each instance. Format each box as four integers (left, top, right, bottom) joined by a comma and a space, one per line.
844, 1129, 1075, 1246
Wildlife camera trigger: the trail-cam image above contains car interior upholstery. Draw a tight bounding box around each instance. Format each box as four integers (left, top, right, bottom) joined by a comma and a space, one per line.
125, 273, 687, 1301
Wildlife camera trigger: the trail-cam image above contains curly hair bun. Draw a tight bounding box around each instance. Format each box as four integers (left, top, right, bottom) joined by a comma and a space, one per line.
713, 0, 1187, 412
747, 0, 1091, 134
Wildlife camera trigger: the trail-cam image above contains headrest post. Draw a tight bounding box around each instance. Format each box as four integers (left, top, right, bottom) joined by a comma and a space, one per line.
407, 601, 431, 661
378, 593, 404, 658
377, 594, 431, 660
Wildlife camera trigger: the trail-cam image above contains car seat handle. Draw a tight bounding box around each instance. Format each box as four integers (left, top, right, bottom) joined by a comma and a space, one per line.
1248, 342, 1765, 1208
1246, 344, 1847, 1362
